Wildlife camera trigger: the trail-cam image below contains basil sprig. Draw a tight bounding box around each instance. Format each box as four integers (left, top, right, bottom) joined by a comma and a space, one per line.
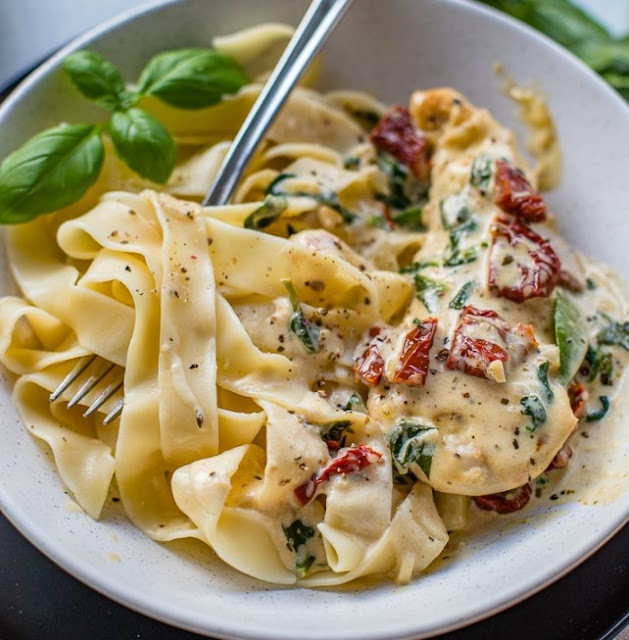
0, 48, 249, 223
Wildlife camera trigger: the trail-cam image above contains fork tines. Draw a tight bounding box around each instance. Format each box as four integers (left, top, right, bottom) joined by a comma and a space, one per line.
50, 354, 124, 425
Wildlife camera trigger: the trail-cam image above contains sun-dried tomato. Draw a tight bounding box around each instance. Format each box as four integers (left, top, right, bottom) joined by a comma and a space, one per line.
392, 318, 438, 386
354, 339, 385, 386
370, 106, 431, 180
494, 159, 547, 222
447, 306, 510, 381
488, 214, 561, 303
557, 269, 584, 293
473, 483, 532, 514
294, 444, 383, 506
568, 379, 588, 419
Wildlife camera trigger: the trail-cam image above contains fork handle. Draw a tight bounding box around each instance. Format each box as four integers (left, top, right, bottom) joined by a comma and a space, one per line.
201, 0, 353, 207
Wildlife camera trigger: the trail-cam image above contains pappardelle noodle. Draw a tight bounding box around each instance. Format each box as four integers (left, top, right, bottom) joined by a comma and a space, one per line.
0, 24, 627, 586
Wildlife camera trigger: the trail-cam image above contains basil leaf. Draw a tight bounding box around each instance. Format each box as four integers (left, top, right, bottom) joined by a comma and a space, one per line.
520, 395, 547, 432
244, 194, 288, 230
283, 519, 315, 551
387, 418, 437, 479
282, 278, 320, 353
449, 281, 474, 310
414, 274, 447, 313
554, 289, 588, 385
586, 395, 610, 422
109, 108, 176, 184
63, 50, 134, 110
138, 48, 249, 109
0, 124, 104, 223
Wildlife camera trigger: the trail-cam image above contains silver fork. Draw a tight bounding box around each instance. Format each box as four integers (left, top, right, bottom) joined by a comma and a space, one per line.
49, 0, 353, 423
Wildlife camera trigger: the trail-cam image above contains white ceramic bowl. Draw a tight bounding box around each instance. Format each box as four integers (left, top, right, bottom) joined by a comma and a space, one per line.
1, 1, 629, 638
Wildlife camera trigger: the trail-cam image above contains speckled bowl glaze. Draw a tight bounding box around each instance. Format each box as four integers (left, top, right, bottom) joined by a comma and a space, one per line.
1, 1, 628, 638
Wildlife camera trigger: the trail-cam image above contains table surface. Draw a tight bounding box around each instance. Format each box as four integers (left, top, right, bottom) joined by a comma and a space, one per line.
1, 1, 629, 639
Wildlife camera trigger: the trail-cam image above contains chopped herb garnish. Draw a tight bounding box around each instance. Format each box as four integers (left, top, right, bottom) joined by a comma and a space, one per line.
520, 395, 547, 432
282, 279, 320, 353
243, 194, 288, 230
449, 281, 474, 310
320, 420, 354, 449
586, 395, 610, 422
470, 153, 494, 193
586, 277, 596, 290
554, 290, 588, 385
414, 274, 447, 313
537, 361, 554, 403
387, 418, 437, 479
282, 519, 315, 551
597, 314, 629, 351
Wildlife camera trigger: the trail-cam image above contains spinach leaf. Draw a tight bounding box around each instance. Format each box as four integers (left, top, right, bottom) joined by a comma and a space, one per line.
414, 274, 447, 313
63, 50, 134, 110
449, 281, 474, 310
320, 420, 354, 449
597, 315, 629, 351
266, 173, 355, 223
586, 395, 610, 422
109, 108, 176, 183
581, 345, 613, 385
342, 392, 365, 411
554, 289, 588, 385
244, 194, 288, 230
470, 154, 494, 193
282, 279, 320, 353
0, 124, 104, 223
399, 261, 439, 274
282, 519, 315, 551
387, 418, 437, 479
440, 194, 472, 230
391, 205, 427, 230
295, 555, 315, 578
138, 48, 249, 109
376, 152, 429, 218
520, 395, 547, 432
537, 361, 554, 402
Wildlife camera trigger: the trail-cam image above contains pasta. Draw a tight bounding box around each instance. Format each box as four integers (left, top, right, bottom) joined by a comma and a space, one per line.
0, 24, 627, 587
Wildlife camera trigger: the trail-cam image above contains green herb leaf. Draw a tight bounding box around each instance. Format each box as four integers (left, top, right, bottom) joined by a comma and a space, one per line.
414, 274, 447, 313
391, 205, 426, 230
376, 152, 429, 213
63, 50, 134, 110
266, 173, 296, 195
399, 261, 439, 274
597, 315, 629, 351
282, 278, 320, 353
387, 418, 438, 479
440, 194, 472, 230
282, 519, 315, 551
586, 395, 610, 422
554, 289, 588, 385
244, 194, 288, 230
581, 345, 613, 385
295, 555, 315, 578
109, 108, 176, 183
138, 48, 249, 109
342, 392, 364, 411
520, 395, 547, 432
470, 153, 494, 193
0, 124, 104, 223
537, 361, 554, 402
320, 420, 354, 449
449, 281, 474, 310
